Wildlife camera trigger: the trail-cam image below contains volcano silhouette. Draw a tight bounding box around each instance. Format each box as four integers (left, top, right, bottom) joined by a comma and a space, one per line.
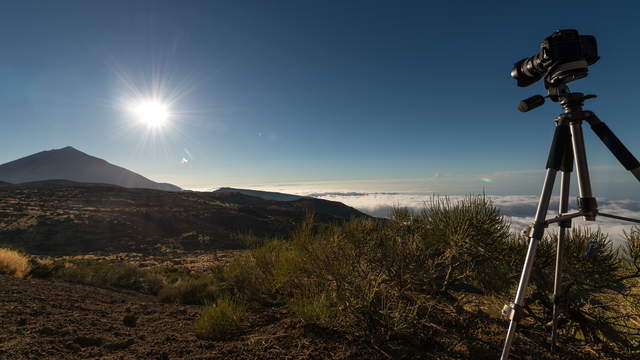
0, 146, 181, 191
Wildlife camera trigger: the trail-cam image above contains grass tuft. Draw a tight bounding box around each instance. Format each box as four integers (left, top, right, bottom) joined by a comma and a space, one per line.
193, 297, 247, 339
158, 275, 220, 305
50, 260, 164, 294
289, 287, 337, 327
0, 248, 31, 278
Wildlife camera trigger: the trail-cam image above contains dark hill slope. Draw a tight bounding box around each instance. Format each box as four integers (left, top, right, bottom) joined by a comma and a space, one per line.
0, 184, 367, 255
214, 187, 306, 201
0, 146, 180, 191
213, 188, 362, 218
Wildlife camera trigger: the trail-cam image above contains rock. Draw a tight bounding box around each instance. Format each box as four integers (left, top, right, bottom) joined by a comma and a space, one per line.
123, 314, 137, 328
73, 335, 104, 347
64, 342, 81, 352
37, 326, 57, 336
104, 338, 135, 351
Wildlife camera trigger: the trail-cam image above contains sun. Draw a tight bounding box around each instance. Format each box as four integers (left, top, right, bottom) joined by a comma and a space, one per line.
132, 99, 170, 128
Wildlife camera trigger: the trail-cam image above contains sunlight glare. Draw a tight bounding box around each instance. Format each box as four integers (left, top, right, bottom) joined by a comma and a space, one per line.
132, 100, 170, 128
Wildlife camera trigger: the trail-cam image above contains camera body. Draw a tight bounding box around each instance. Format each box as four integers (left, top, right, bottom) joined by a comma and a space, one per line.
511, 30, 599, 87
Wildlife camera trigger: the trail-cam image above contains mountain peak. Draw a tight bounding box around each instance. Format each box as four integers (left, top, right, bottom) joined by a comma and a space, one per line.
50, 146, 88, 155
0, 147, 181, 192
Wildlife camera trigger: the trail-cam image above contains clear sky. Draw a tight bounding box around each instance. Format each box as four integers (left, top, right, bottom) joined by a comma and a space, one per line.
1, 0, 639, 198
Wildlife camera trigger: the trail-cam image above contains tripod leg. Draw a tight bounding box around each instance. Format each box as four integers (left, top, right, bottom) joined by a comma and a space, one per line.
501, 169, 557, 360
551, 171, 572, 352
587, 114, 640, 182
570, 122, 597, 220
551, 126, 573, 353
501, 122, 570, 359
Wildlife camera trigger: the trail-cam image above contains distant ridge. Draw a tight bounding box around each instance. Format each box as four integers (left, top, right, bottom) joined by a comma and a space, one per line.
214, 187, 307, 201
213, 187, 368, 220
0, 146, 181, 192
17, 179, 123, 189
0, 184, 368, 254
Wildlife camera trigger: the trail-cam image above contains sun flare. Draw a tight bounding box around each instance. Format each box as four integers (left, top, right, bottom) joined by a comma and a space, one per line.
132, 100, 170, 128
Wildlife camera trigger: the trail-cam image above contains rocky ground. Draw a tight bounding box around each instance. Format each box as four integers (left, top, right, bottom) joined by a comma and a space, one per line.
1, 271, 632, 360
55, 248, 242, 272
0, 183, 366, 255
0, 275, 381, 360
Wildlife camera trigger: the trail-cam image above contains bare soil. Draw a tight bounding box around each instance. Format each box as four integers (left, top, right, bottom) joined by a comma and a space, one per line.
0, 275, 379, 360
55, 248, 242, 272
2, 273, 633, 359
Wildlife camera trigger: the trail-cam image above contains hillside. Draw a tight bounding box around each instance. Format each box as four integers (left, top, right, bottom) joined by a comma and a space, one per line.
0, 182, 367, 255
0, 146, 181, 192
214, 187, 306, 201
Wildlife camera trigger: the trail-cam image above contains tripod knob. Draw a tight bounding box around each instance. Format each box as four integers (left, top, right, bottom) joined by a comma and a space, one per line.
518, 95, 546, 112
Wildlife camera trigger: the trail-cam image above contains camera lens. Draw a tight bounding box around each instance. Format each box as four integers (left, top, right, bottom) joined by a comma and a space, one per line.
511, 58, 542, 87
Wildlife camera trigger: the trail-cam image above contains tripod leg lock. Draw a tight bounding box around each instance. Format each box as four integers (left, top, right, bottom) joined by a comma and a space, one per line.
502, 302, 522, 321
528, 222, 546, 239
577, 197, 598, 220
558, 218, 572, 228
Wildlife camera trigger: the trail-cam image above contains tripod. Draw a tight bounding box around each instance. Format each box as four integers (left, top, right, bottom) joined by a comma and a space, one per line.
500, 84, 640, 360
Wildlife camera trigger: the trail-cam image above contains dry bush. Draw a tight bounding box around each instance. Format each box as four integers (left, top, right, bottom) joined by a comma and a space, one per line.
28, 258, 65, 279
193, 297, 247, 339
159, 275, 220, 305
218, 197, 639, 356
417, 196, 519, 296
289, 282, 339, 327
224, 196, 517, 345
526, 227, 640, 349
0, 248, 30, 278
52, 260, 164, 294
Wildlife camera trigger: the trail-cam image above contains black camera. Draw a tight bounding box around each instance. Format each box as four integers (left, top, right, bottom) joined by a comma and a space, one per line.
511, 29, 599, 88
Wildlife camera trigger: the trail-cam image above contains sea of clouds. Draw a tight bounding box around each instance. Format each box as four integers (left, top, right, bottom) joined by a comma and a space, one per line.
200, 175, 640, 246
300, 192, 640, 246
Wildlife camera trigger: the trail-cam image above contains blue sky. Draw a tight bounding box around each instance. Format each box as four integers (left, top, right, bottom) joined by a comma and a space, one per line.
1, 0, 639, 198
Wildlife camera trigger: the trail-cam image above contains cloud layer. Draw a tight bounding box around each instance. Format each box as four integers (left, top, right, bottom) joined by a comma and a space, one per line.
310, 192, 640, 245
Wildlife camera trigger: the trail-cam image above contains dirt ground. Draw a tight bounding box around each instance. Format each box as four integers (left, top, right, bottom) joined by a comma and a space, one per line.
2, 273, 632, 360
0, 275, 380, 360
55, 248, 243, 272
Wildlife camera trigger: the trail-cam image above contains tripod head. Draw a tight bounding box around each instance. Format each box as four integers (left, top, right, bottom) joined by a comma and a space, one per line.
517, 82, 596, 113
512, 30, 599, 113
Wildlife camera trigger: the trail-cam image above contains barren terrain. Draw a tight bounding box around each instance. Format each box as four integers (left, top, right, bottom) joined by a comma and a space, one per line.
0, 274, 383, 360
0, 183, 365, 255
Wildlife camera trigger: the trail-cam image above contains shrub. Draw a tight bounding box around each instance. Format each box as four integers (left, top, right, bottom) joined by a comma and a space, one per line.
222, 196, 517, 342
193, 297, 247, 339
222, 253, 266, 300
28, 258, 65, 279
527, 227, 640, 346
53, 260, 164, 294
289, 285, 338, 327
417, 196, 516, 295
0, 248, 31, 278
234, 231, 267, 249
159, 275, 220, 305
